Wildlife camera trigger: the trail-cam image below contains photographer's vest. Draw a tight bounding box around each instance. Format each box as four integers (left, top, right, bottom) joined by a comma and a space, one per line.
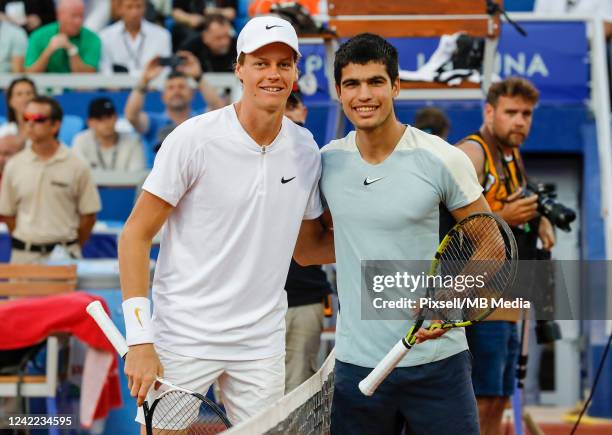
465, 132, 525, 211
463, 132, 527, 322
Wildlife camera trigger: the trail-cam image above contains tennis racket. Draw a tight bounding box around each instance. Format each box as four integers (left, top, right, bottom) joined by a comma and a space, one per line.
359, 212, 518, 396
86, 301, 232, 434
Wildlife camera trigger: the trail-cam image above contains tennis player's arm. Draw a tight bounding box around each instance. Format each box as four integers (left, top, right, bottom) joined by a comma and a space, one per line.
457, 140, 486, 184
120, 190, 173, 301
293, 209, 335, 266
119, 191, 174, 406
449, 195, 491, 222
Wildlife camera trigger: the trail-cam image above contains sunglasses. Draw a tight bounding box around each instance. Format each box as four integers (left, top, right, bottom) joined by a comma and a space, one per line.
23, 113, 52, 123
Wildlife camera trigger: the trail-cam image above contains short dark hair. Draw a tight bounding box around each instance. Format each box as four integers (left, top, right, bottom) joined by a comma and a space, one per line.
486, 77, 540, 107
201, 13, 230, 32
6, 77, 37, 123
333, 33, 398, 86
29, 96, 63, 122
414, 107, 451, 138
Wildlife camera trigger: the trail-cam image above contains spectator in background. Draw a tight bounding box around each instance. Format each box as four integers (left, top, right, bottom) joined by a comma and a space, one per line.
0, 17, 27, 73
285, 90, 307, 126
283, 89, 331, 393
0, 77, 37, 139
73, 97, 146, 172
171, 0, 236, 49
179, 13, 236, 72
25, 0, 101, 73
0, 0, 56, 33
100, 0, 171, 76
0, 134, 25, 182
0, 96, 101, 263
124, 50, 224, 163
414, 106, 451, 141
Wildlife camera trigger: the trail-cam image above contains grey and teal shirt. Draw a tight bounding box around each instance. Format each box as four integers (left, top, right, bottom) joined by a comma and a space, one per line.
320, 125, 483, 368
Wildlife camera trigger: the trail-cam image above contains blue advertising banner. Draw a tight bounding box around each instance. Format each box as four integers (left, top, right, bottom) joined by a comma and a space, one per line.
297, 21, 589, 103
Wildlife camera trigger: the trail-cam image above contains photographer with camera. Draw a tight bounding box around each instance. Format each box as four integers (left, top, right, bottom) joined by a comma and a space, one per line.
457, 77, 555, 435
124, 50, 224, 165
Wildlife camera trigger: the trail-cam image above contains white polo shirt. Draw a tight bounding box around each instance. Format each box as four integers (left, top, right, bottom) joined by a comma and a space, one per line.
99, 19, 171, 76
142, 105, 323, 360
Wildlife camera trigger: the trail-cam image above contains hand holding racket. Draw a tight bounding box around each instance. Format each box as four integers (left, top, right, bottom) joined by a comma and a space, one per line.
359, 212, 518, 396
86, 301, 232, 434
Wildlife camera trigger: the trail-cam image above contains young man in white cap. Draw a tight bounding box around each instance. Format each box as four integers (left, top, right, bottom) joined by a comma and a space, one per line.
118, 15, 333, 426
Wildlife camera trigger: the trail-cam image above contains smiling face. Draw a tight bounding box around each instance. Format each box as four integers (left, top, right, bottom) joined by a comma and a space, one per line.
235, 42, 297, 114
336, 61, 399, 132
485, 95, 534, 149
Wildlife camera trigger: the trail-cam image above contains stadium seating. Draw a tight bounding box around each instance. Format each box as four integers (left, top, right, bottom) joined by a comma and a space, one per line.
58, 114, 84, 147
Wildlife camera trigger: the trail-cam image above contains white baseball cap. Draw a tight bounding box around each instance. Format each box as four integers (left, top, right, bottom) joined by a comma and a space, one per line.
236, 16, 300, 61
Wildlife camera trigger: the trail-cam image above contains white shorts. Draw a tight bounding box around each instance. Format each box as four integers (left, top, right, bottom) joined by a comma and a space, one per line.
135, 345, 285, 426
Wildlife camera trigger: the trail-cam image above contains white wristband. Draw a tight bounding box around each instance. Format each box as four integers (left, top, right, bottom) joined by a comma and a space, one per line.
67, 45, 78, 57
122, 297, 154, 346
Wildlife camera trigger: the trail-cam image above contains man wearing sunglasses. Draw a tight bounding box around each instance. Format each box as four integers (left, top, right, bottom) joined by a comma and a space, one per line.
0, 96, 101, 263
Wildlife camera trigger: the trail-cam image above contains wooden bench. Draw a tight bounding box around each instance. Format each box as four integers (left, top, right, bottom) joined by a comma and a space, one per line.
0, 264, 77, 399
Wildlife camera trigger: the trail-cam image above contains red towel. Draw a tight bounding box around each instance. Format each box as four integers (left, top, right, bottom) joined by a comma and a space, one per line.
0, 291, 122, 425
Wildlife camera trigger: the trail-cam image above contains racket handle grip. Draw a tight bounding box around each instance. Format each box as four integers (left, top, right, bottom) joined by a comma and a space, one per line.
86, 300, 129, 358
359, 338, 410, 396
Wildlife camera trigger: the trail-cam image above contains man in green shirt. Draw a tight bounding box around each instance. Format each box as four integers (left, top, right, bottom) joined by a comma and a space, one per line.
25, 0, 100, 73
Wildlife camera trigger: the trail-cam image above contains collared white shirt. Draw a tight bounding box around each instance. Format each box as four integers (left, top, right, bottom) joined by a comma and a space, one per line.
99, 19, 171, 76
142, 105, 323, 360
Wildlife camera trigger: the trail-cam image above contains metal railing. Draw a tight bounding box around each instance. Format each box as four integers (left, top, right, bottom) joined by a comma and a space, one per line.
0, 72, 243, 102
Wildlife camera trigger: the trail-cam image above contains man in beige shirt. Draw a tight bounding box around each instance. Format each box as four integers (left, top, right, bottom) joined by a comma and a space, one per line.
0, 96, 101, 263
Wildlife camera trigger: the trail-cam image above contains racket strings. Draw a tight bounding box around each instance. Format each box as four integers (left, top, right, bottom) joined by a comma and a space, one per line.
151, 390, 229, 434
432, 216, 516, 321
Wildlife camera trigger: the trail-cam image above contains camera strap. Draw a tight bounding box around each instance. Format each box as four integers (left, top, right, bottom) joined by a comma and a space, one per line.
497, 146, 525, 195
479, 127, 526, 195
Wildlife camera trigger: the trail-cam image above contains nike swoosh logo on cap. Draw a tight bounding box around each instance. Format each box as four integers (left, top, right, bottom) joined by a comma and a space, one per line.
364, 177, 384, 186
265, 25, 282, 30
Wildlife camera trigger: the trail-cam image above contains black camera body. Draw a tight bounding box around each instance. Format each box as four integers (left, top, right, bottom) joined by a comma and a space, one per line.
524, 182, 576, 232
158, 56, 185, 68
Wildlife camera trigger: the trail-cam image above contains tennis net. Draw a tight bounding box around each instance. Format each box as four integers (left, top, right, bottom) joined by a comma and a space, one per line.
224, 349, 336, 435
